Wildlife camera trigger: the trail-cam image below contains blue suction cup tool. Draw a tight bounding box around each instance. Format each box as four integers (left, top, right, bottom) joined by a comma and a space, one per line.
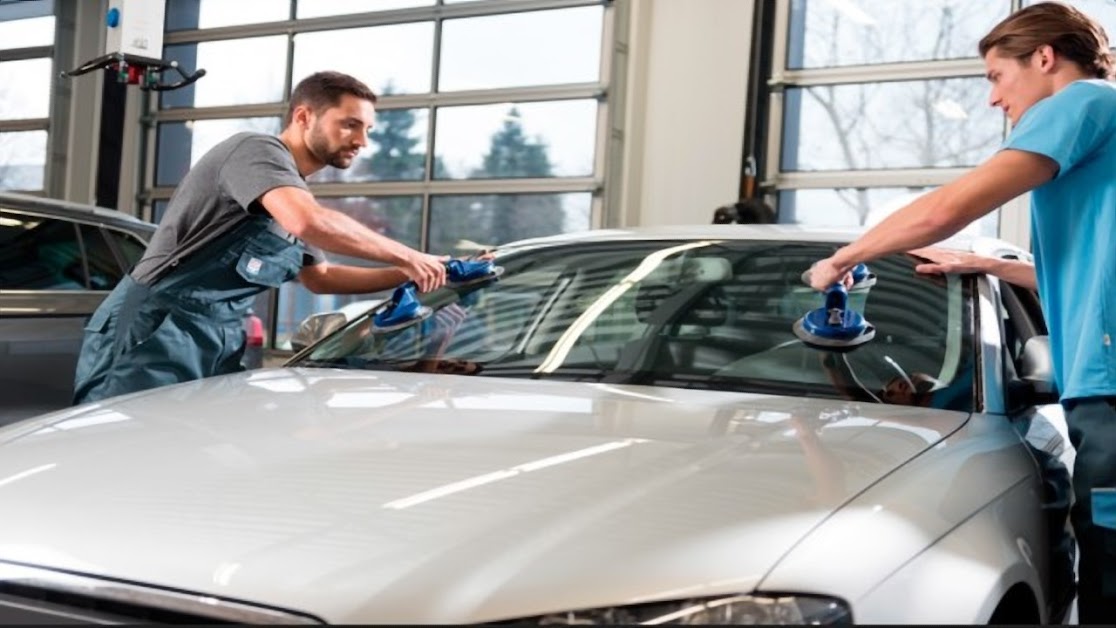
792, 283, 876, 351
445, 258, 504, 289
848, 263, 877, 292
371, 284, 433, 333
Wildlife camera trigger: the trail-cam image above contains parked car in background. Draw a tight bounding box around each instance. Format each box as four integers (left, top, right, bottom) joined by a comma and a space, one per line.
0, 226, 1067, 624
0, 192, 155, 425
241, 308, 267, 370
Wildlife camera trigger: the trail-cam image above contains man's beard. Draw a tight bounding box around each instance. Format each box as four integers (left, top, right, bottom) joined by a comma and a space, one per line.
308, 126, 355, 169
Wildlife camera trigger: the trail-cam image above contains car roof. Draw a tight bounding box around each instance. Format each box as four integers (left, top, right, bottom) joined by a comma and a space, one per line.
501, 224, 1029, 260
0, 191, 156, 235
1, 193, 1026, 262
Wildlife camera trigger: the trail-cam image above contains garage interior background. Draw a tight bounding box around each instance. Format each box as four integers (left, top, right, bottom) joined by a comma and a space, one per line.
3, 0, 1106, 352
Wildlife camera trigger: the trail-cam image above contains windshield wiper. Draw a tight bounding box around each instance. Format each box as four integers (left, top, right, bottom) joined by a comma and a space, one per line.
479, 365, 618, 382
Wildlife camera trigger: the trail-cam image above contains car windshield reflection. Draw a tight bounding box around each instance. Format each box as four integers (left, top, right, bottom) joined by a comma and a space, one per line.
292, 239, 974, 411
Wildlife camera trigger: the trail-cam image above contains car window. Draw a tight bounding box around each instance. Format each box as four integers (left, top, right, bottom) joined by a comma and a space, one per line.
76, 225, 129, 290
0, 210, 88, 290
999, 281, 1045, 374
102, 228, 146, 269
298, 240, 975, 411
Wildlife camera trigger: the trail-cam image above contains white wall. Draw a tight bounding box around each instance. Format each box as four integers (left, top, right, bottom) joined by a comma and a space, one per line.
617, 0, 754, 228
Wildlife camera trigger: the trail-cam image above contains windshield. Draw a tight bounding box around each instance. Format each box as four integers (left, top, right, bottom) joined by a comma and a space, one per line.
294, 239, 975, 410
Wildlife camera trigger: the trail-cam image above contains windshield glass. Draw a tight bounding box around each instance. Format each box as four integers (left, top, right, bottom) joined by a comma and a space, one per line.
294, 239, 974, 410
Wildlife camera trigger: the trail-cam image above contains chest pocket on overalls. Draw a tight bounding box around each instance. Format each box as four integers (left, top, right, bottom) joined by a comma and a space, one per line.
234, 231, 304, 288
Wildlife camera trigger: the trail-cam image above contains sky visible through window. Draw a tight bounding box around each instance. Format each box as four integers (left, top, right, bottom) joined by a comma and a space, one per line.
797, 0, 1116, 71
0, 15, 53, 49
793, 0, 1008, 69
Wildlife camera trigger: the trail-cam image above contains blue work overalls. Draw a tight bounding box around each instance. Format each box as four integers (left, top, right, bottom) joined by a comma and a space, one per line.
73, 215, 304, 405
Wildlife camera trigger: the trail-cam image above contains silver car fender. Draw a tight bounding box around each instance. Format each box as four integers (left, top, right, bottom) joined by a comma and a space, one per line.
855, 480, 1045, 623
756, 413, 1044, 623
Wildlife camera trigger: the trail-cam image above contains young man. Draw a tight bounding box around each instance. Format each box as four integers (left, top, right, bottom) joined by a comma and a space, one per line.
74, 71, 447, 405
809, 3, 1116, 621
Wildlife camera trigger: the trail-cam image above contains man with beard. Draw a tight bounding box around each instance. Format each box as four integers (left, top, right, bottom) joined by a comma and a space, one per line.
73, 71, 446, 404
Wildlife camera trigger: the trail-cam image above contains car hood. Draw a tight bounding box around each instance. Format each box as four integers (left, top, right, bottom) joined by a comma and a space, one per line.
0, 368, 968, 623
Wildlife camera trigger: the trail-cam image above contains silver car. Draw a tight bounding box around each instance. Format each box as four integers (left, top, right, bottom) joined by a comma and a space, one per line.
0, 226, 1065, 624
0, 192, 155, 425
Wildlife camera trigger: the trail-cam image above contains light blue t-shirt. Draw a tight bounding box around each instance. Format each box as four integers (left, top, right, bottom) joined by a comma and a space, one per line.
1002, 79, 1116, 401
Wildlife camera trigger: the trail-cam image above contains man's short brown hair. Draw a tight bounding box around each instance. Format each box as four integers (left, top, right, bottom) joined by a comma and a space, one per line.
284, 71, 378, 126
979, 1, 1114, 80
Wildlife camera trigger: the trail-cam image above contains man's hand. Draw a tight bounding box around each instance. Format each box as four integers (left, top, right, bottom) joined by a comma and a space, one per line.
807, 257, 853, 291
909, 246, 1038, 290
403, 253, 449, 292
908, 247, 991, 275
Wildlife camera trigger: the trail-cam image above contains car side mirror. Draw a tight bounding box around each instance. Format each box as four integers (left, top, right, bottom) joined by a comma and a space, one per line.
1015, 335, 1058, 406
290, 312, 347, 353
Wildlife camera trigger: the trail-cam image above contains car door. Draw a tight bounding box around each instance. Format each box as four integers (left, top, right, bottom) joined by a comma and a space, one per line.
0, 208, 140, 425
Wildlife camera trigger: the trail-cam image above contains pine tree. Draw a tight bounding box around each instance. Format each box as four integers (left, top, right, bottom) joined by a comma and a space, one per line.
477, 108, 554, 179
441, 107, 564, 250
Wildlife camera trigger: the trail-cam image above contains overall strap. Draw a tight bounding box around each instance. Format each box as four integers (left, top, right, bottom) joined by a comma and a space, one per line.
147, 214, 290, 286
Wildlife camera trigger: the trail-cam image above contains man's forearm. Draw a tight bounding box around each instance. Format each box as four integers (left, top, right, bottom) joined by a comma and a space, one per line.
300, 209, 417, 266
984, 257, 1038, 291
305, 265, 409, 295
830, 151, 1055, 273
832, 188, 960, 271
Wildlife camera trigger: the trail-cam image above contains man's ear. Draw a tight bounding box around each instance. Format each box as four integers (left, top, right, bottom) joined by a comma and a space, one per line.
1035, 44, 1057, 72
291, 104, 314, 129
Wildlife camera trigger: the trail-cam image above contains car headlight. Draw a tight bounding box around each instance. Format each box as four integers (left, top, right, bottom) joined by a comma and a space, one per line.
517, 593, 852, 625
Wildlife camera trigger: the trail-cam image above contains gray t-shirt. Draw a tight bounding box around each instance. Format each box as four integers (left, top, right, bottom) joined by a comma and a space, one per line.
131, 132, 324, 285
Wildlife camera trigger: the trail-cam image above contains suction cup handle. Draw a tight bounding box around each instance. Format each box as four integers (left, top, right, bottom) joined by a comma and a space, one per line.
446, 258, 495, 282
823, 284, 849, 325
376, 284, 422, 324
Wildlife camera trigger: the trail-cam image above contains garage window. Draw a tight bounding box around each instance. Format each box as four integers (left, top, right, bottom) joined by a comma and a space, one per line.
764, 0, 1013, 238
